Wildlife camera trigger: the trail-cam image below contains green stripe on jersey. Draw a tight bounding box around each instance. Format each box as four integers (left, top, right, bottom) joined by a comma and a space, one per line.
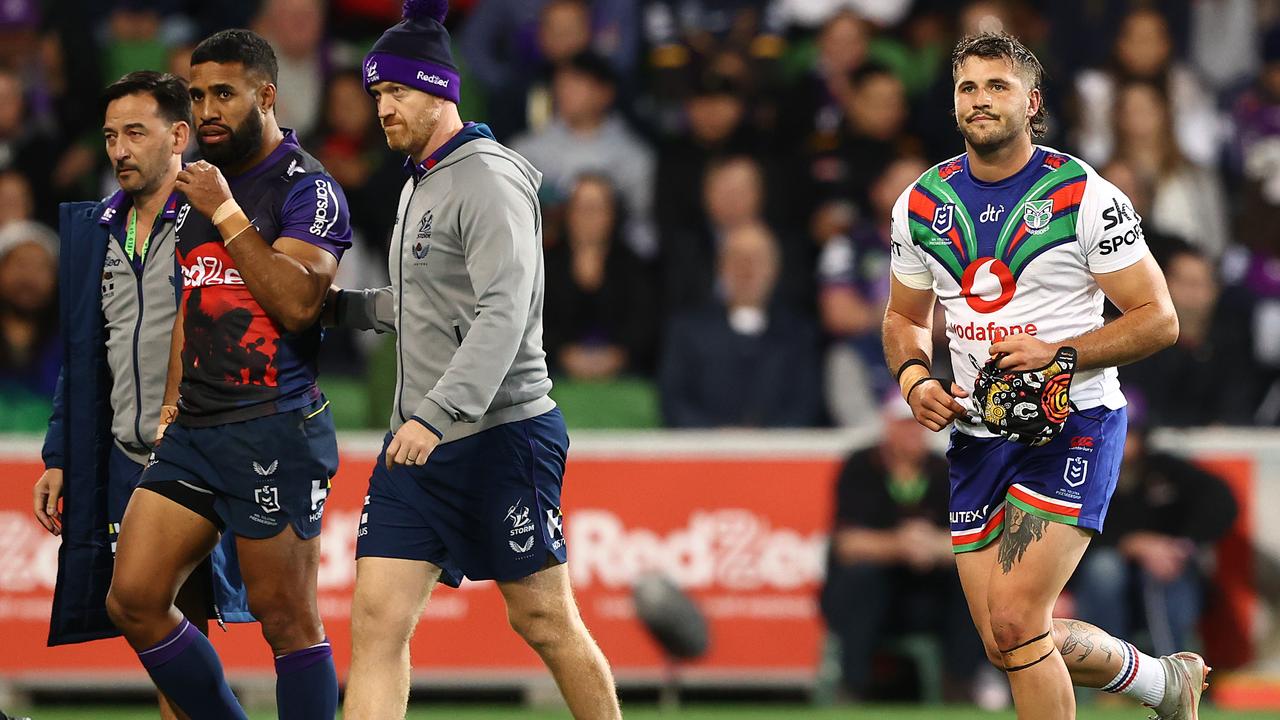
907, 217, 965, 280
994, 160, 1086, 259
916, 171, 979, 262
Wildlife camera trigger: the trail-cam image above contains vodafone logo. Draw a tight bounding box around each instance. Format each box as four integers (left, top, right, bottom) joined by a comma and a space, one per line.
961, 257, 1015, 313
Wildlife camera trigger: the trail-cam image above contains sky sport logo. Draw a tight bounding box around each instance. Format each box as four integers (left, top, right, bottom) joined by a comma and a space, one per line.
416, 71, 450, 88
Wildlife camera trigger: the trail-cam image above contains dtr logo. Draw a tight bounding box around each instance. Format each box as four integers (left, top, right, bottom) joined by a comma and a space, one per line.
960, 257, 1016, 313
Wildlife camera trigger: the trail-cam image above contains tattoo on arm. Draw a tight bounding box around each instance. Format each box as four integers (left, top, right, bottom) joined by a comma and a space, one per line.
998, 506, 1047, 573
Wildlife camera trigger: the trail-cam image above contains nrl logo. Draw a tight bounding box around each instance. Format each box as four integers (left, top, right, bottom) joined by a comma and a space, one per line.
1064, 457, 1089, 487
254, 486, 281, 514
931, 203, 956, 235
1023, 199, 1054, 235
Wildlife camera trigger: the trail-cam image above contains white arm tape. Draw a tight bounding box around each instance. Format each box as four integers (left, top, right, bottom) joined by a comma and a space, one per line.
892, 269, 934, 290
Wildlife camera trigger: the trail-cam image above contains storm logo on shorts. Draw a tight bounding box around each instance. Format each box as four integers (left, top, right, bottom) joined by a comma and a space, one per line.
507, 500, 535, 553
506, 501, 531, 530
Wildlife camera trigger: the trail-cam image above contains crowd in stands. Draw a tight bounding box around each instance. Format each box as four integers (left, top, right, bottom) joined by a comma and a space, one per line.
1, 0, 1279, 432
0, 0, 1261, 705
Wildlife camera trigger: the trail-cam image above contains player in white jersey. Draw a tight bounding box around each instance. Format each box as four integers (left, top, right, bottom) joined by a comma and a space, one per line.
881, 32, 1208, 719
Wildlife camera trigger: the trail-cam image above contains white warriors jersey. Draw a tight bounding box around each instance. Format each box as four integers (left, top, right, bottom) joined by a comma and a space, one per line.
889, 146, 1148, 436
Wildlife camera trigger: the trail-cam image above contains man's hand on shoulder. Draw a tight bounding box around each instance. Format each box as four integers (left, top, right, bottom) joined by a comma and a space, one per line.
33, 468, 64, 535
175, 160, 234, 219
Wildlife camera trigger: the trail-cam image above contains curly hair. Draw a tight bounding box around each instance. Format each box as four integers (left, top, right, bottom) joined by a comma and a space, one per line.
952, 32, 1048, 139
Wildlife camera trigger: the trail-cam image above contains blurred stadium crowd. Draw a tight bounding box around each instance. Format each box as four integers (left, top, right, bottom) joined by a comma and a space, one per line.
1, 0, 1279, 433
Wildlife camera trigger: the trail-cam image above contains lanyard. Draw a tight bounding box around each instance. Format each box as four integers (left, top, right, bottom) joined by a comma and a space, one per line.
124, 207, 155, 263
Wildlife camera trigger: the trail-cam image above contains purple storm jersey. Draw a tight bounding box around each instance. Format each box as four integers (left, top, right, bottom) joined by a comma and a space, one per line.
175, 130, 352, 426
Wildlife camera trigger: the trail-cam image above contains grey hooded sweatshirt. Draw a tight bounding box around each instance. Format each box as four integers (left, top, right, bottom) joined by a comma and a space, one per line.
337, 127, 555, 443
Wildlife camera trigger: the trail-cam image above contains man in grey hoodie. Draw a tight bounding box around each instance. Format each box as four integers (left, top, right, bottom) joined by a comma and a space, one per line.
330, 3, 620, 718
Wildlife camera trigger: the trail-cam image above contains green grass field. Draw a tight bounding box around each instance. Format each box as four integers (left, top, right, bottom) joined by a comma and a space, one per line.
11, 706, 1278, 719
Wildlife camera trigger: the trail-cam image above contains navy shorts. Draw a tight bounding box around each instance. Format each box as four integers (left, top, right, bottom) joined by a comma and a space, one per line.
947, 405, 1127, 553
356, 408, 569, 588
114, 444, 253, 623
107, 445, 144, 555
139, 396, 338, 540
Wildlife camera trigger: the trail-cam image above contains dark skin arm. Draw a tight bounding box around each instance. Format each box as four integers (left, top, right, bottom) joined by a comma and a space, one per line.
175, 160, 336, 334
156, 300, 185, 440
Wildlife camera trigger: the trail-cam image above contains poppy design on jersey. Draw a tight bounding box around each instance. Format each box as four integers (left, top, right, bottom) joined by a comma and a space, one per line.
905, 152, 1088, 314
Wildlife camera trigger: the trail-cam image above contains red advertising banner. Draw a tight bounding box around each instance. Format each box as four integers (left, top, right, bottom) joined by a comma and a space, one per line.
0, 447, 837, 681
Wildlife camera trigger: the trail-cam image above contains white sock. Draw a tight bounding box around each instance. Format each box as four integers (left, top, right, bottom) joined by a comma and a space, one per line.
1100, 641, 1166, 707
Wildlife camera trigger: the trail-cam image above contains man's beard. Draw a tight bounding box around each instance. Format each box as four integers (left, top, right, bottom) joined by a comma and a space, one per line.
958, 113, 1024, 153
385, 103, 442, 157
198, 109, 264, 168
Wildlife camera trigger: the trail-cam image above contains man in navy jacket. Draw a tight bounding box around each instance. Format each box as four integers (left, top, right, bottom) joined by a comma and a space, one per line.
34, 71, 248, 719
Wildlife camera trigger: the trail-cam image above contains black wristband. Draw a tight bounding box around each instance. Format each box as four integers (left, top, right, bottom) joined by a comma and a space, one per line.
896, 358, 930, 382
906, 375, 943, 401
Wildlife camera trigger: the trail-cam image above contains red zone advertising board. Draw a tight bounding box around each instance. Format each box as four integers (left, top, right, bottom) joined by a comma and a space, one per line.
0, 448, 1255, 682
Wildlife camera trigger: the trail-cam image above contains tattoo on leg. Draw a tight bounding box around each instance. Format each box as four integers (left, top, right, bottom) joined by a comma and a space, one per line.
997, 506, 1046, 574
1060, 620, 1096, 663
1056, 620, 1121, 666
